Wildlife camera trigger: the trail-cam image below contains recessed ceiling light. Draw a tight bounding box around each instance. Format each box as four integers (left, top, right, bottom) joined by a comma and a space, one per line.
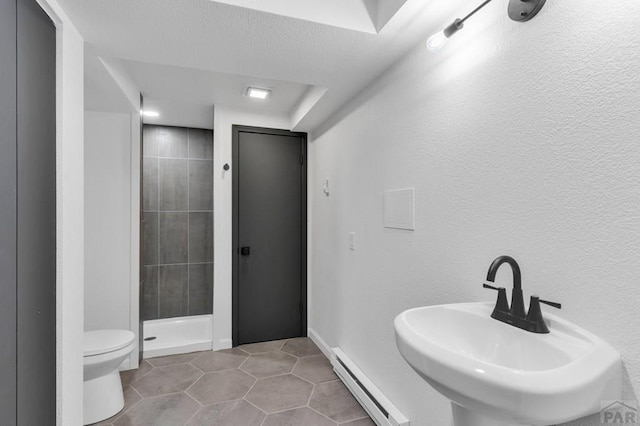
141, 110, 159, 117
246, 87, 271, 100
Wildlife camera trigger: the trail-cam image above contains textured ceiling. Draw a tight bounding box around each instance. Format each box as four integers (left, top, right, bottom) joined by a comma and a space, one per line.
60, 0, 469, 131
123, 59, 311, 112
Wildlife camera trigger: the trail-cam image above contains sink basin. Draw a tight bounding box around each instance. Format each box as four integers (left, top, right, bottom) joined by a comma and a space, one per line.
394, 302, 621, 425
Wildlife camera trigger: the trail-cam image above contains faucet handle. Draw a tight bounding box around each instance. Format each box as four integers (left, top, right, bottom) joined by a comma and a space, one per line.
483, 283, 501, 291
538, 298, 561, 309
526, 296, 549, 333
526, 296, 562, 333
483, 283, 510, 313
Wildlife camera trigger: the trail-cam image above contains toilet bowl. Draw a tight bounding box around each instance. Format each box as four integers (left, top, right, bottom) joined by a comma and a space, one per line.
83, 330, 135, 425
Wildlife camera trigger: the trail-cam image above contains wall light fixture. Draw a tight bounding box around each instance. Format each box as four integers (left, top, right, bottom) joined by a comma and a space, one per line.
426, 0, 546, 52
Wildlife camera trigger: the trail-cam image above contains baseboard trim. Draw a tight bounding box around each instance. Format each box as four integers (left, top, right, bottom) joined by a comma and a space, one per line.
308, 328, 410, 426
308, 328, 332, 359
213, 338, 232, 351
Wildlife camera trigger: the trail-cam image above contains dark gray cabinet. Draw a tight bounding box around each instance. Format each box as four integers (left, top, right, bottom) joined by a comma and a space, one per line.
1, 0, 57, 423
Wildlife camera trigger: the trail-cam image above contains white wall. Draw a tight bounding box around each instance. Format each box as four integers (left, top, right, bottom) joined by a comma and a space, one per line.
84, 111, 132, 333
34, 0, 85, 423
84, 52, 141, 371
309, 1, 640, 425
212, 106, 290, 349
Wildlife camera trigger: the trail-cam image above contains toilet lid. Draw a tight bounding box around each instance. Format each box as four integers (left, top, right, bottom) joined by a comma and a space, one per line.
84, 330, 135, 357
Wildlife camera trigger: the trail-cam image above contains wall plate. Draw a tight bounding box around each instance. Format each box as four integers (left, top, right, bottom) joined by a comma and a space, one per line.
383, 188, 415, 231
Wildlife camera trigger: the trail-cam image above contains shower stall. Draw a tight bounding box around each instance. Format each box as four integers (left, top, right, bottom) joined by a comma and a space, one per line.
141, 125, 214, 357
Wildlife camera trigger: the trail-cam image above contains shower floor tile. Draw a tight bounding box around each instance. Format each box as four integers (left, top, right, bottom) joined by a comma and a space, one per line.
91, 337, 374, 426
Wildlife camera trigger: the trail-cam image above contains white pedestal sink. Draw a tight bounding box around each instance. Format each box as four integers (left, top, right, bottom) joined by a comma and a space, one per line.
394, 302, 622, 426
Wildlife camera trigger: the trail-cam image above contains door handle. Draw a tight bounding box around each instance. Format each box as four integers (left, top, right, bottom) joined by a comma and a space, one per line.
240, 246, 251, 256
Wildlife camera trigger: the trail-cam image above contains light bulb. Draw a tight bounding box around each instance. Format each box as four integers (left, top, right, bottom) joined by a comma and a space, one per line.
426, 30, 448, 52
426, 19, 463, 52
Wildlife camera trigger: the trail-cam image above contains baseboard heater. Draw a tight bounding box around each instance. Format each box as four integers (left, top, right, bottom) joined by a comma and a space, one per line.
331, 348, 410, 426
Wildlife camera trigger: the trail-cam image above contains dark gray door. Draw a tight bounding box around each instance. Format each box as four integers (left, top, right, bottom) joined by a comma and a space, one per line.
0, 0, 19, 422
232, 126, 307, 345
18, 0, 56, 423
1, 0, 56, 421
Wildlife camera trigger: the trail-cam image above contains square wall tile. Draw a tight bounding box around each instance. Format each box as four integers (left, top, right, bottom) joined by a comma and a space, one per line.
188, 128, 213, 159
158, 127, 188, 158
189, 263, 213, 315
159, 265, 188, 319
142, 212, 158, 266
143, 125, 159, 158
159, 159, 188, 211
189, 212, 213, 263
159, 212, 188, 264
143, 157, 159, 211
143, 266, 159, 320
189, 160, 213, 211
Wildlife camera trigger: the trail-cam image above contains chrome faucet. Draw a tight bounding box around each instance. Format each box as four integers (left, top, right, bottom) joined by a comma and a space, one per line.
483, 256, 561, 333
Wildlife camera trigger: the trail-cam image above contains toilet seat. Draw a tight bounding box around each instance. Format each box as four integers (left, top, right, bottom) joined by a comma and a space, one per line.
84, 330, 135, 357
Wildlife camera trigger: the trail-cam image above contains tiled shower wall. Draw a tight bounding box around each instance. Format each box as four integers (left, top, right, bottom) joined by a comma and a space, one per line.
142, 125, 214, 320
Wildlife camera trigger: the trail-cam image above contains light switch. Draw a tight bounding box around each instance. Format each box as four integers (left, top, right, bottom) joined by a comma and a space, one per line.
384, 188, 415, 230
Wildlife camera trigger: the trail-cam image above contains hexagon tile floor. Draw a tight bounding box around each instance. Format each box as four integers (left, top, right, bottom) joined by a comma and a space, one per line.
93, 337, 375, 426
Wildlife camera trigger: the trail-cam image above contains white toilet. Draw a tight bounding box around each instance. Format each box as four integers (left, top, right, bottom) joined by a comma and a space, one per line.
83, 330, 136, 425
